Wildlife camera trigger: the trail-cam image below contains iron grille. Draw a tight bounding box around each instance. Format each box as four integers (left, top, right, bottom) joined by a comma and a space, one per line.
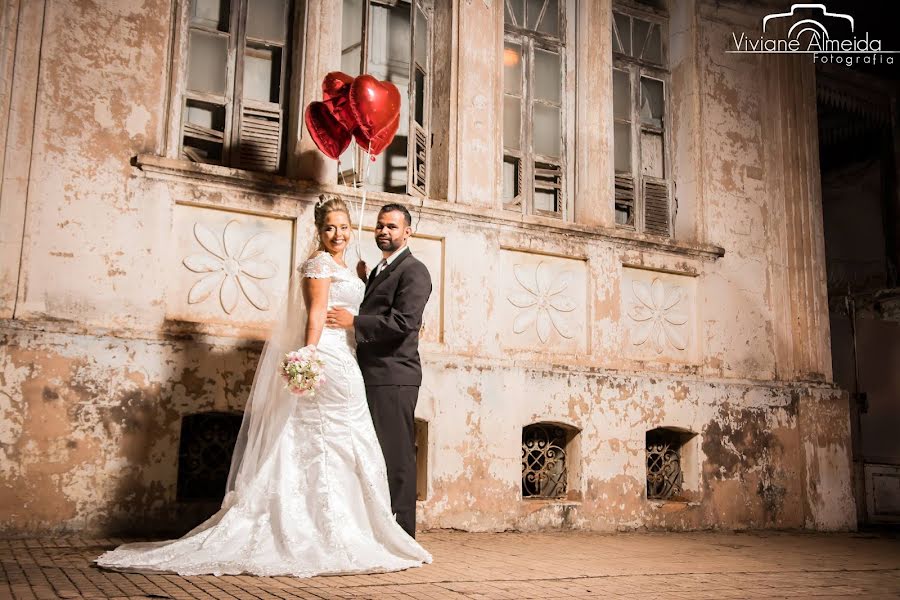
646, 429, 683, 500
177, 412, 242, 501
522, 424, 568, 498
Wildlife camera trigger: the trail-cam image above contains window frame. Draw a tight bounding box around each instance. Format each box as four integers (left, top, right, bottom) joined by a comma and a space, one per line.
166, 0, 296, 174
502, 0, 573, 221
612, 3, 673, 237
338, 0, 434, 198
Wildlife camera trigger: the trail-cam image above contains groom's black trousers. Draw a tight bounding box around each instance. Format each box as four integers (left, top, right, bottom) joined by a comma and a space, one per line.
365, 384, 418, 538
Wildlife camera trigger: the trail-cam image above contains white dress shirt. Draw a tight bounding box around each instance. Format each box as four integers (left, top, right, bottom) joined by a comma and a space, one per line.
374, 244, 409, 277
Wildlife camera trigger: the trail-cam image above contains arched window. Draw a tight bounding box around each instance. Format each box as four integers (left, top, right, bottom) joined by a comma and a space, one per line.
502, 0, 571, 218
612, 2, 672, 236
645, 426, 698, 500
521, 422, 579, 499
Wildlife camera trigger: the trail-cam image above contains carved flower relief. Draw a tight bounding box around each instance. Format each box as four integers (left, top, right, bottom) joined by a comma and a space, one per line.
507, 262, 576, 344
627, 278, 689, 353
183, 220, 276, 314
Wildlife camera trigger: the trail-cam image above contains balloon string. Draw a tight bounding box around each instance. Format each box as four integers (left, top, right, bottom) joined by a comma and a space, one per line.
357, 142, 373, 262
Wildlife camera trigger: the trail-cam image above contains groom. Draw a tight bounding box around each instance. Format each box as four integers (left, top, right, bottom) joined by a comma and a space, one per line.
326, 203, 432, 538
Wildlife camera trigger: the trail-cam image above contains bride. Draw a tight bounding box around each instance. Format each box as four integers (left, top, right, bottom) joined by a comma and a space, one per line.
95, 195, 432, 577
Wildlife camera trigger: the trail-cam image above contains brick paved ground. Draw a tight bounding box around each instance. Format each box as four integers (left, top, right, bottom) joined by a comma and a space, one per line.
2, 530, 899, 599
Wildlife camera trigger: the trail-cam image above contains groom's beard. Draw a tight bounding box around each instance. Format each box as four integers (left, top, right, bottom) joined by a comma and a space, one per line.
376, 237, 402, 252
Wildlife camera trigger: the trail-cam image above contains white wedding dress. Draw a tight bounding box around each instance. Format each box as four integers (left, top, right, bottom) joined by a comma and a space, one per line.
96, 252, 432, 577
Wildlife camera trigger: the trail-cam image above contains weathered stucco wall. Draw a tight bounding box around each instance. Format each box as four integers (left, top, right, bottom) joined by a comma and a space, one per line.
0, 325, 261, 534
0, 0, 856, 535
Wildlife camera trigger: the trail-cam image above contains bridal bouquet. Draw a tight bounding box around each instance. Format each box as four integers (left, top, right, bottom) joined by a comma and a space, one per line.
280, 345, 326, 397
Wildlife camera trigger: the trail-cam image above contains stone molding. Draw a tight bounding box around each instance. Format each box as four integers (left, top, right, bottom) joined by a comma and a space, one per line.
135, 154, 727, 261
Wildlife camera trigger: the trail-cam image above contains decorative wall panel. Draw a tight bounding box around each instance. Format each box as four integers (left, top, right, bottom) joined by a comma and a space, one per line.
167, 204, 293, 330
622, 266, 697, 362
500, 249, 588, 353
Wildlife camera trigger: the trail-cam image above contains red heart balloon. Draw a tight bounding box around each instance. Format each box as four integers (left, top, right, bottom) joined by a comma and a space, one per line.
353, 112, 400, 157
305, 101, 352, 160
322, 71, 354, 104
349, 75, 401, 156
322, 71, 357, 132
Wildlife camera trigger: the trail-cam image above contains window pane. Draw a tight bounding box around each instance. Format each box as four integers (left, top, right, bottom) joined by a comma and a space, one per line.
644, 24, 662, 64
613, 69, 630, 120
534, 162, 561, 213
641, 131, 664, 177
614, 121, 631, 172
614, 13, 631, 56
367, 3, 410, 68
342, 0, 363, 76
504, 95, 521, 150
384, 4, 411, 65
537, 0, 558, 36
616, 202, 633, 225
244, 45, 281, 103
534, 49, 560, 103
187, 30, 228, 95
191, 0, 229, 31
380, 134, 409, 194
612, 15, 622, 53
414, 66, 426, 126
526, 0, 543, 30
503, 156, 521, 203
342, 0, 364, 46
341, 46, 361, 77
185, 101, 225, 132
505, 0, 524, 27
503, 42, 522, 95
414, 6, 428, 67
640, 77, 664, 128
182, 100, 225, 163
246, 0, 286, 42
337, 141, 355, 173
634, 18, 651, 60
534, 189, 558, 212
533, 104, 560, 157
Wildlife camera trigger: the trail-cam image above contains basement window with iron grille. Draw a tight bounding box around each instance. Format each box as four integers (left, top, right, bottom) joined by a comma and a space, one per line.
612, 5, 673, 237
522, 423, 571, 499
177, 412, 243, 502
180, 0, 293, 173
645, 427, 697, 501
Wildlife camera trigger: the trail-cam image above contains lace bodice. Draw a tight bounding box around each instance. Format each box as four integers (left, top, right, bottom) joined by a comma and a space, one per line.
301, 252, 364, 314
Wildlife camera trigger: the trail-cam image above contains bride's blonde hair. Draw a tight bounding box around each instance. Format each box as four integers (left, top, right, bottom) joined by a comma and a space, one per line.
313, 193, 352, 252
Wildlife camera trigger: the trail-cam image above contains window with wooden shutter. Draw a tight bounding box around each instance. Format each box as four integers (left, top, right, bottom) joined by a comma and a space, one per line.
612, 5, 672, 237
408, 1, 432, 196
180, 0, 292, 173
502, 0, 568, 219
339, 0, 433, 197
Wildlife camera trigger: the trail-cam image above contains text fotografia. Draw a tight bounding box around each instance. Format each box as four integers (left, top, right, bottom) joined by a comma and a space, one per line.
727, 4, 896, 67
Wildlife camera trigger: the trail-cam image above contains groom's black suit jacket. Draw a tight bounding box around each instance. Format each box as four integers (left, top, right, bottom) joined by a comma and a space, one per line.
354, 248, 432, 386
